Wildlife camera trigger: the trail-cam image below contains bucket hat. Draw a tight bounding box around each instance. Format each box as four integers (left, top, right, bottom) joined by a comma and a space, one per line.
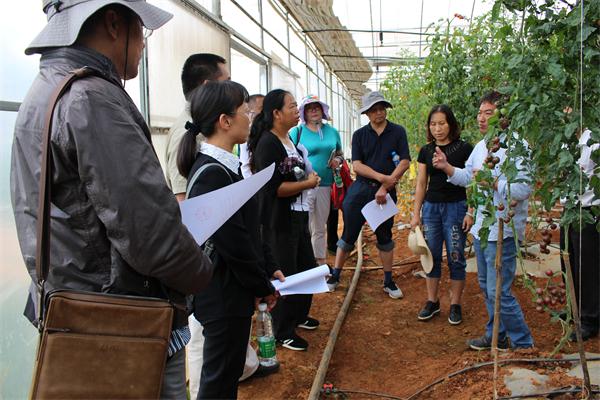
26, 0, 173, 55
408, 226, 433, 273
358, 91, 393, 114
299, 95, 331, 124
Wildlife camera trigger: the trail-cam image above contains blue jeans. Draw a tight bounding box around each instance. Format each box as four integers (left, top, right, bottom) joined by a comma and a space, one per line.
421, 200, 467, 280
473, 238, 534, 348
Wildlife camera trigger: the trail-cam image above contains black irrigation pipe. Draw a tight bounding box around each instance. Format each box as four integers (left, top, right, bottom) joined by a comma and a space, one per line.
334, 388, 405, 400
405, 357, 600, 400
498, 387, 600, 399
323, 357, 600, 399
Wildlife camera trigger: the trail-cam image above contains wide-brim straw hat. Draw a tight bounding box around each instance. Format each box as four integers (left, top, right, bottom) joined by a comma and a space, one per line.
408, 226, 433, 273
358, 90, 393, 114
26, 0, 173, 55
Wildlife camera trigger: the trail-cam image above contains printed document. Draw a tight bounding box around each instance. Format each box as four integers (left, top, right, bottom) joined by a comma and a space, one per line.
180, 163, 274, 245
271, 265, 330, 296
360, 193, 398, 231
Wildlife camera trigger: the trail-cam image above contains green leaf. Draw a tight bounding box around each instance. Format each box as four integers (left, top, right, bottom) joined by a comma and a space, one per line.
580, 25, 597, 42
492, 1, 502, 21
507, 54, 523, 69
558, 151, 574, 168
564, 121, 578, 138
546, 63, 565, 83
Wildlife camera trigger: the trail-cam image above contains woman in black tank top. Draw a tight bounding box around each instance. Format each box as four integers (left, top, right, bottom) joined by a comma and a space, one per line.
411, 105, 473, 326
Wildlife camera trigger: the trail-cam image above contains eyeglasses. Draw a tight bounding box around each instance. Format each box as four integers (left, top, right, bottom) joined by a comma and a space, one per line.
143, 27, 153, 39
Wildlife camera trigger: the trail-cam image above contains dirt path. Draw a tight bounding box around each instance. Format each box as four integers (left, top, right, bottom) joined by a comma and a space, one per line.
239, 225, 599, 399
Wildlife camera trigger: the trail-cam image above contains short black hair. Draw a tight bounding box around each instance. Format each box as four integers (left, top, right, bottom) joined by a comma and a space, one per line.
181, 53, 227, 100
480, 91, 503, 107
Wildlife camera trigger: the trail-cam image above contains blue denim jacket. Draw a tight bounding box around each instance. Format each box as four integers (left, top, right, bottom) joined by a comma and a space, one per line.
447, 137, 532, 242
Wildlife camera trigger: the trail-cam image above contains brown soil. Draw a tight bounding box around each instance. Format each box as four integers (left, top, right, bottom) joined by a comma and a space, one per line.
239, 219, 599, 400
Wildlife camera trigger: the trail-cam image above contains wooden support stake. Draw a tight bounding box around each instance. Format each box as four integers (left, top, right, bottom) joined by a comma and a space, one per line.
308, 231, 364, 400
561, 251, 592, 398
491, 219, 504, 400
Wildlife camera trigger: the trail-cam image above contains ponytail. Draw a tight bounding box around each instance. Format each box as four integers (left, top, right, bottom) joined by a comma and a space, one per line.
176, 80, 249, 178
177, 125, 201, 178
247, 89, 290, 173
248, 110, 268, 173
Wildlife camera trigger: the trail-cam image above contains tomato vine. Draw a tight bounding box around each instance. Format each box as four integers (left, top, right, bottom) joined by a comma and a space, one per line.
380, 0, 599, 352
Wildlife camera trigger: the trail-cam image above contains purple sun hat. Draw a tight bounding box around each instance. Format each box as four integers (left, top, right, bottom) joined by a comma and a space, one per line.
299, 95, 331, 124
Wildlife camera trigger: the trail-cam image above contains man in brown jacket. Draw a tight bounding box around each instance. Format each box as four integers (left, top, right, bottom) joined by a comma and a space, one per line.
10, 1, 214, 396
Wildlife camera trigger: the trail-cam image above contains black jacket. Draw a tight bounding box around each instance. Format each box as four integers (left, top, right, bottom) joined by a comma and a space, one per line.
253, 131, 305, 232
189, 153, 276, 323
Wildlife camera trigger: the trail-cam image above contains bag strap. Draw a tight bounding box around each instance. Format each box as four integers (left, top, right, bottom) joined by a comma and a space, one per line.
35, 67, 122, 327
294, 126, 303, 146
185, 162, 233, 200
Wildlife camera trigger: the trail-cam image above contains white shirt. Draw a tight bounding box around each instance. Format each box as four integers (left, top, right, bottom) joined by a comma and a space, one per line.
447, 134, 532, 241
200, 142, 241, 174
239, 142, 253, 179
165, 103, 205, 194
282, 142, 314, 211
577, 129, 599, 207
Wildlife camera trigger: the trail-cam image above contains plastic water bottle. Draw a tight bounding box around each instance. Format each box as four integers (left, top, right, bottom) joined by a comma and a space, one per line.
256, 303, 278, 367
293, 166, 306, 181
391, 151, 400, 167
333, 167, 343, 188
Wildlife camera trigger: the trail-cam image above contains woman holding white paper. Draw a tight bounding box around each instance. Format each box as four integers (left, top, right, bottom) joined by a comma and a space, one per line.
247, 89, 321, 352
177, 80, 281, 399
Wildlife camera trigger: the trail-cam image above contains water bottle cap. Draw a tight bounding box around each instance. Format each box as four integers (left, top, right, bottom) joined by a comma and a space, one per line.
258, 303, 267, 311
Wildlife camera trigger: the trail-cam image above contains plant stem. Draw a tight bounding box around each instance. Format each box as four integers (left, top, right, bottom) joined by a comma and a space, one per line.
492, 218, 504, 400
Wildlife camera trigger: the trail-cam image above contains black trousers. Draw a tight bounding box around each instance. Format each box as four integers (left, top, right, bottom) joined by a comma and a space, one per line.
197, 317, 251, 400
327, 205, 340, 251
267, 210, 316, 340
560, 214, 600, 332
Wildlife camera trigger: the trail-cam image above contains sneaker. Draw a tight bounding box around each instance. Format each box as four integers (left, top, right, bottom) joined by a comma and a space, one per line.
467, 335, 510, 351
417, 300, 440, 321
297, 317, 320, 330
278, 334, 308, 351
448, 304, 462, 325
383, 281, 403, 299
327, 275, 339, 291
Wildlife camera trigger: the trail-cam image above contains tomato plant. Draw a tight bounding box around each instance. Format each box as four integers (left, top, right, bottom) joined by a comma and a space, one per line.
380, 0, 599, 352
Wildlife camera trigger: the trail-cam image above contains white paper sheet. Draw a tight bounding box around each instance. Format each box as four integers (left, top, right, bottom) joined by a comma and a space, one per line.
360, 193, 398, 231
180, 163, 275, 245
271, 264, 330, 296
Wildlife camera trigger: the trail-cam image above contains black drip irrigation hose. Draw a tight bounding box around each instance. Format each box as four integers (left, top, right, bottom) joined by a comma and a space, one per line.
320, 357, 600, 400
498, 386, 600, 399
322, 388, 405, 400
406, 356, 600, 400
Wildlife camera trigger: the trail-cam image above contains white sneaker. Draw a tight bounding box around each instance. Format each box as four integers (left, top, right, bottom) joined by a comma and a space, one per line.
327, 276, 339, 291
383, 281, 403, 299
